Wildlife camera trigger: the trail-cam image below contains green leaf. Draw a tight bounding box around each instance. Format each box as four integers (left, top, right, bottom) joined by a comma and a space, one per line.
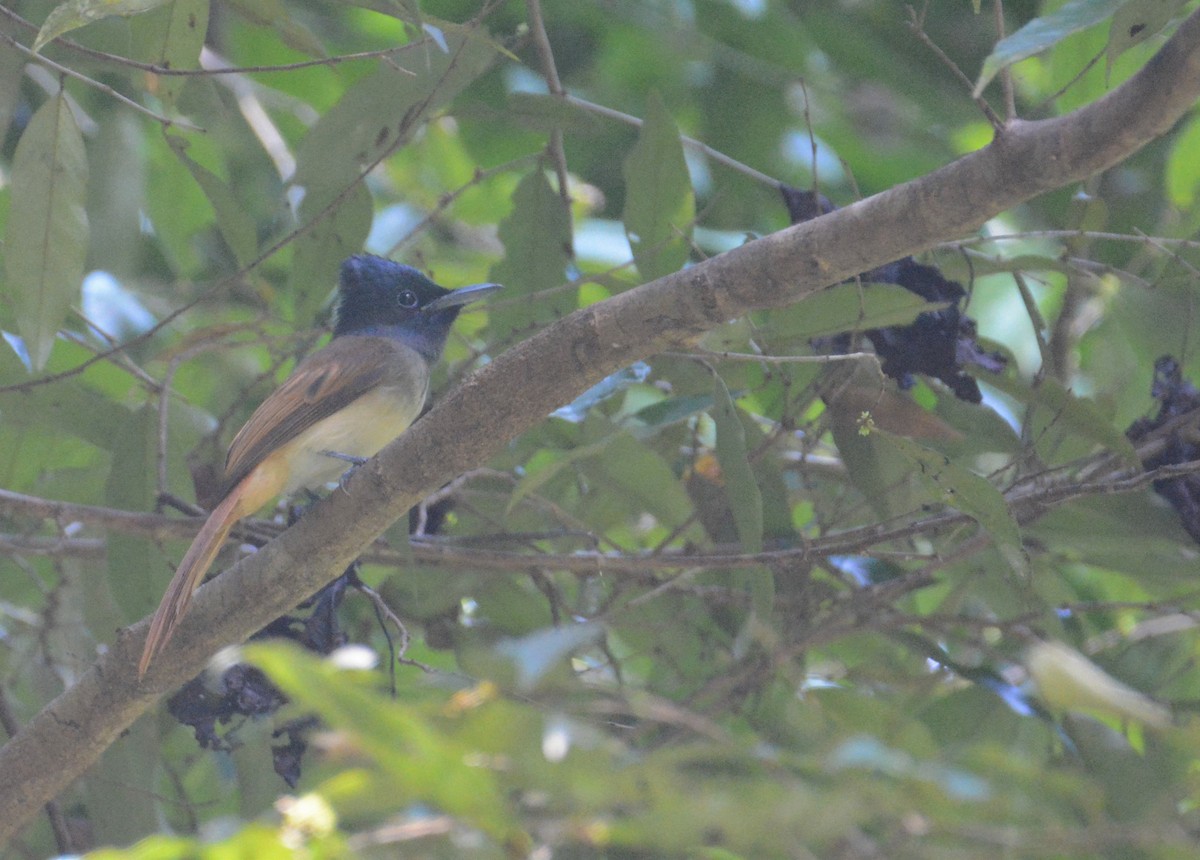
880, 432, 1030, 578
166, 135, 259, 268
129, 0, 209, 110
983, 373, 1139, 465
769, 282, 946, 342
248, 643, 518, 843
104, 399, 209, 622
489, 169, 574, 335
622, 91, 695, 282
582, 430, 705, 541
504, 92, 605, 135
3, 94, 88, 370
33, 0, 174, 52
292, 20, 497, 203
1165, 112, 1200, 207
974, 0, 1127, 97
1107, 0, 1187, 74
633, 393, 714, 428
287, 181, 374, 324
711, 374, 763, 555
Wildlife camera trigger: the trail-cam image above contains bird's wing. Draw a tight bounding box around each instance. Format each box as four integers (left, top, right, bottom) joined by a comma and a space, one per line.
221, 335, 425, 492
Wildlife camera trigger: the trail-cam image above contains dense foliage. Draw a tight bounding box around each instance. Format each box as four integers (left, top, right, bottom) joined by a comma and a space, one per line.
2, 0, 1200, 856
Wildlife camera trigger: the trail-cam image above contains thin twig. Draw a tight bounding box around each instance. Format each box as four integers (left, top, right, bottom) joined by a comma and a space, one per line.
0, 29, 201, 131
993, 0, 1017, 121
526, 0, 574, 256
562, 93, 782, 189
906, 4, 1004, 131
0, 4, 420, 77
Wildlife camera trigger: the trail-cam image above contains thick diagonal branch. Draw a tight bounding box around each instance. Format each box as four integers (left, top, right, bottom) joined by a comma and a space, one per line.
3, 8, 1200, 844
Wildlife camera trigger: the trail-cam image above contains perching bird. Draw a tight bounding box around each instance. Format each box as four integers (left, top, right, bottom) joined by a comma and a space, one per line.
139, 255, 500, 678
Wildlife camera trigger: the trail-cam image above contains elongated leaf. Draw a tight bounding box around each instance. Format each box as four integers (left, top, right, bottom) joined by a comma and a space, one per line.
105, 400, 210, 621
711, 374, 763, 555
3, 94, 88, 370
292, 21, 497, 203
552, 362, 651, 423
622, 92, 695, 282
287, 181, 373, 324
1107, 0, 1187, 74
975, 0, 1127, 96
33, 0, 173, 51
881, 432, 1029, 577
582, 430, 705, 541
770, 282, 946, 342
166, 135, 258, 268
1165, 112, 1200, 207
489, 169, 574, 335
249, 644, 517, 842
984, 373, 1139, 464
129, 0, 209, 110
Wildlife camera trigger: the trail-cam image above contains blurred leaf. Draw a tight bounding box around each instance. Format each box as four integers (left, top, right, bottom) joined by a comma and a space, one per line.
104, 398, 209, 622
494, 622, 605, 690
33, 0, 173, 52
1165, 112, 1200, 207
623, 91, 695, 282
770, 282, 944, 342
166, 135, 259, 268
1107, 0, 1186, 74
710, 373, 763, 555
505, 92, 605, 135
581, 430, 704, 541
552, 361, 650, 423
633, 392, 714, 427
1026, 640, 1171, 728
292, 21, 497, 199
879, 432, 1030, 577
248, 644, 520, 843
224, 0, 327, 57
288, 181, 374, 324
3, 94, 88, 370
489, 169, 574, 333
984, 372, 1140, 465
975, 0, 1126, 96
128, 0, 208, 110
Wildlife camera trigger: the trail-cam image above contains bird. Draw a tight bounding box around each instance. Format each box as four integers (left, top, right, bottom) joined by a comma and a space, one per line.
138, 255, 501, 678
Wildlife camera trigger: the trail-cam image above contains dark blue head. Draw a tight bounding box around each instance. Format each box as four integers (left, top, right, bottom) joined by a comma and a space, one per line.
334, 255, 501, 363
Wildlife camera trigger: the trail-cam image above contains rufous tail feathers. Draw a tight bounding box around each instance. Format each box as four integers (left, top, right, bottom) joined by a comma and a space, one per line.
138, 484, 247, 678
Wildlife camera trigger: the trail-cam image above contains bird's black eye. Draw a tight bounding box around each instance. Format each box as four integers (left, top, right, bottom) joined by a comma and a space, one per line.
397, 290, 419, 308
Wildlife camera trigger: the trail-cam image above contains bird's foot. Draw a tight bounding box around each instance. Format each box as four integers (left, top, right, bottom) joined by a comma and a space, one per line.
321, 450, 368, 494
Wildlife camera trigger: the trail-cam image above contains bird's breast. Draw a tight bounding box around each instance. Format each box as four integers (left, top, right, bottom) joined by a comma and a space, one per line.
278, 382, 427, 495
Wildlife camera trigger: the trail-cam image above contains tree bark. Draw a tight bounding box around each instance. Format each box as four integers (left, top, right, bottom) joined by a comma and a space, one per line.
3, 8, 1200, 844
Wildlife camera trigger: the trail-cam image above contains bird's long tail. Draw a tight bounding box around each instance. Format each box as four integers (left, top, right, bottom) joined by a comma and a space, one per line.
138, 484, 247, 678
